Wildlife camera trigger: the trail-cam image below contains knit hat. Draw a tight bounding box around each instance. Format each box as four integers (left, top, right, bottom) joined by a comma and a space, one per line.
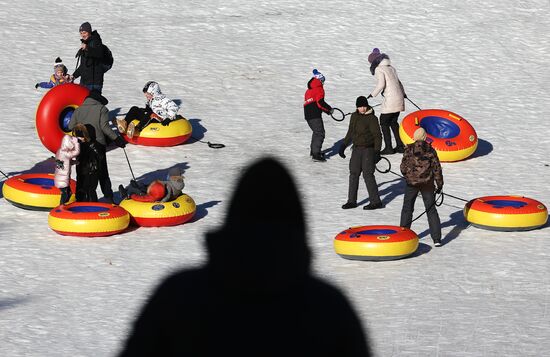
355, 95, 369, 108
413, 127, 427, 141
368, 48, 382, 64
54, 57, 64, 70
312, 69, 325, 83
168, 167, 183, 177
79, 22, 92, 33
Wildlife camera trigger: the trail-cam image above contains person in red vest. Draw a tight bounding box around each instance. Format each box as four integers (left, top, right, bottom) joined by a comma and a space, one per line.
303, 69, 333, 162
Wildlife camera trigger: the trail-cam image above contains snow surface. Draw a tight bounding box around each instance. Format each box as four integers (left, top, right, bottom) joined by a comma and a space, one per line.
1, 0, 549, 356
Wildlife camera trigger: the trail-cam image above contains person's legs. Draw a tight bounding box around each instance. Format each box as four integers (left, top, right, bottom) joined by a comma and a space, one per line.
307, 118, 325, 159
96, 145, 113, 202
400, 184, 419, 228
420, 187, 442, 244
379, 114, 395, 154
83, 84, 103, 94
389, 113, 404, 152
59, 186, 71, 205
361, 147, 382, 206
346, 147, 362, 205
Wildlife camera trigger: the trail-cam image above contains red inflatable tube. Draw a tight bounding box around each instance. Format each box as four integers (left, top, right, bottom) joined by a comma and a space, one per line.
35, 84, 90, 153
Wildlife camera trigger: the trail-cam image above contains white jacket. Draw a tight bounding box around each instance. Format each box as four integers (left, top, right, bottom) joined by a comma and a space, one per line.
370, 58, 405, 114
54, 135, 80, 189
145, 82, 179, 120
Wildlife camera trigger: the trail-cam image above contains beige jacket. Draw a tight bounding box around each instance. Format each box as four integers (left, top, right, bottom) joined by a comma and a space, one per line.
370, 58, 405, 114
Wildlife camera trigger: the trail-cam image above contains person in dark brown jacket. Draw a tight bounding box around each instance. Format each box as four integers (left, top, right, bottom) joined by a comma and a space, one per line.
338, 96, 384, 210
399, 127, 444, 246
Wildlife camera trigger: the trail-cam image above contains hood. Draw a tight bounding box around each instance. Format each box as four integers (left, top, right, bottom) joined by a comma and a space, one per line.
144, 81, 162, 97
369, 53, 390, 75
206, 157, 311, 294
307, 77, 323, 90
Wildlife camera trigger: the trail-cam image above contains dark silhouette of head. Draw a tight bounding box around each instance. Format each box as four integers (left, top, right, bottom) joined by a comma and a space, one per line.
206, 157, 311, 294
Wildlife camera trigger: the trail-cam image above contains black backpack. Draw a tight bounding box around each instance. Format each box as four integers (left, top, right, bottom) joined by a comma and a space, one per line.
101, 44, 113, 73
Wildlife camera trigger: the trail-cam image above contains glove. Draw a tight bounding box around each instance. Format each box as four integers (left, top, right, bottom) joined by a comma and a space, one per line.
338, 145, 346, 159
114, 136, 126, 148
435, 186, 443, 194
35, 83, 40, 89
161, 119, 171, 126
374, 151, 381, 163
367, 94, 373, 99
55, 159, 64, 170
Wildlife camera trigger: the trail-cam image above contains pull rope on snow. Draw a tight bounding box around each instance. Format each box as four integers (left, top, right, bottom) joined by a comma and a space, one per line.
190, 135, 225, 149
122, 148, 136, 181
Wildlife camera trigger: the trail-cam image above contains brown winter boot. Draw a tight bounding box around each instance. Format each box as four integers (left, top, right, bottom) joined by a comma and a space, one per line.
116, 118, 127, 134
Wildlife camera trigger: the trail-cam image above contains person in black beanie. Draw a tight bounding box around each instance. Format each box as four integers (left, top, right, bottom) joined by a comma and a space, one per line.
338, 96, 384, 210
73, 22, 107, 93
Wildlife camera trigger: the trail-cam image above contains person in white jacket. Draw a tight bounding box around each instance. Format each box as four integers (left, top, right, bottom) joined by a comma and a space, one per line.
367, 48, 406, 155
117, 81, 180, 139
54, 134, 80, 205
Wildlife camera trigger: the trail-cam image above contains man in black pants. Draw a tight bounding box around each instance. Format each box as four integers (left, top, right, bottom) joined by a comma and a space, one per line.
338, 96, 384, 210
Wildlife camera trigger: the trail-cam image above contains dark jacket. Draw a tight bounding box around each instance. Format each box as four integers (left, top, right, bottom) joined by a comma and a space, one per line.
73, 30, 105, 86
341, 108, 382, 151
68, 92, 117, 146
303, 78, 332, 120
400, 140, 443, 188
118, 158, 370, 357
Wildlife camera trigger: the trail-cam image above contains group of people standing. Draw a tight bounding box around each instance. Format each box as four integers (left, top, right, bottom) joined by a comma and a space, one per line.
303, 48, 444, 246
43, 22, 184, 205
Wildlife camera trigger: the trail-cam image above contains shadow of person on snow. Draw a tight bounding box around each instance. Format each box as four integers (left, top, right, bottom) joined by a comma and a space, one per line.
417, 210, 470, 246
321, 139, 344, 160
407, 242, 432, 258
117, 157, 371, 357
0, 296, 33, 311
187, 118, 206, 142
190, 200, 222, 222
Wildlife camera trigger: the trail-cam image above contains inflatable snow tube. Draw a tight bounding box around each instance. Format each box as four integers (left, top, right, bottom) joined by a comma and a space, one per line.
119, 194, 196, 227
35, 83, 90, 153
123, 116, 192, 146
464, 195, 548, 231
48, 202, 130, 237
2, 173, 76, 211
334, 225, 419, 261
399, 109, 478, 162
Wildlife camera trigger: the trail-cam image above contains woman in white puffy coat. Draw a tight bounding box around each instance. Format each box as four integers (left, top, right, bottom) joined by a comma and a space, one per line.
54, 134, 80, 204
367, 48, 406, 155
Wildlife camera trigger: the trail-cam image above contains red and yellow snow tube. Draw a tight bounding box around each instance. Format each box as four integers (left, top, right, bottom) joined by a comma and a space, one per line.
2, 173, 76, 211
334, 225, 419, 261
35, 83, 89, 153
123, 117, 192, 146
48, 202, 130, 237
399, 109, 477, 162
464, 195, 548, 231
119, 194, 196, 227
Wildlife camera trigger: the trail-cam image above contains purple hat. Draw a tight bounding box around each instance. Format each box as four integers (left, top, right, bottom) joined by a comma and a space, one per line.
368, 48, 382, 64
79, 22, 92, 33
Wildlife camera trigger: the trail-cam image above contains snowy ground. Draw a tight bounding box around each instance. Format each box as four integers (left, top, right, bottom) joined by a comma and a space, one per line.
1, 0, 549, 356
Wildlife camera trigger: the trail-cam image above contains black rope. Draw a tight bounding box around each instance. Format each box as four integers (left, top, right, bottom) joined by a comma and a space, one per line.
330, 108, 349, 122
406, 97, 422, 111
122, 148, 136, 181
190, 136, 225, 149
0, 169, 9, 179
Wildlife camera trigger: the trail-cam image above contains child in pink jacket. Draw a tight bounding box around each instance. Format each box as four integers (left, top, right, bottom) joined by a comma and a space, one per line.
54, 134, 80, 205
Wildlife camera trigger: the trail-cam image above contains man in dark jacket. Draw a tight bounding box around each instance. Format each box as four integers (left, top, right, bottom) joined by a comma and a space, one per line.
303, 69, 333, 162
118, 157, 371, 357
73, 22, 106, 93
68, 90, 126, 203
339, 96, 384, 210
400, 127, 444, 246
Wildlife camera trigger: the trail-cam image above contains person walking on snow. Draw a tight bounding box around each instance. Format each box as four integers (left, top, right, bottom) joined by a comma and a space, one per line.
117, 81, 179, 139
73, 22, 107, 93
338, 96, 384, 210
367, 48, 406, 155
303, 69, 334, 162
399, 127, 444, 247
54, 134, 80, 205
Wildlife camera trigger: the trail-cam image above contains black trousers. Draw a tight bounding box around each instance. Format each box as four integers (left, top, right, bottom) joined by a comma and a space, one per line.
306, 117, 325, 155
347, 147, 381, 205
400, 183, 441, 243
124, 106, 152, 130
379, 112, 404, 150
96, 144, 113, 199
59, 186, 72, 205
